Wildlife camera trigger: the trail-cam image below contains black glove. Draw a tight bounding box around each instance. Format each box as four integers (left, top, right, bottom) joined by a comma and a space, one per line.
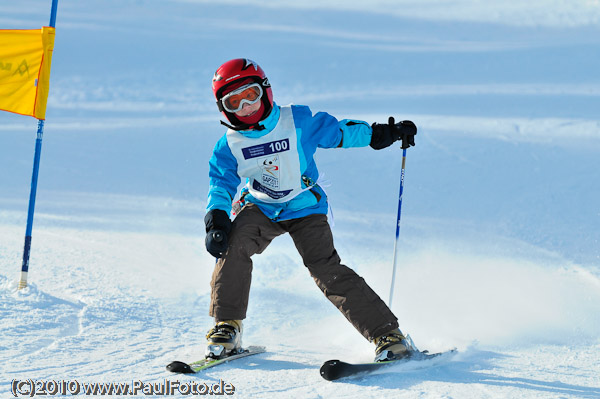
204, 209, 232, 258
370, 117, 417, 150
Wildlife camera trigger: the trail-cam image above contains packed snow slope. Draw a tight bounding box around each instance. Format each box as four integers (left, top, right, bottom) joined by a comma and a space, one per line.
1, 1, 599, 398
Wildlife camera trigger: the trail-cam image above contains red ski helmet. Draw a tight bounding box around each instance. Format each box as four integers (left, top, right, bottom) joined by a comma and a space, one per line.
212, 58, 273, 130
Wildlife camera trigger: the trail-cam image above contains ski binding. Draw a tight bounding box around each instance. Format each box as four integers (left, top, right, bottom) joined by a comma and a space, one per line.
166, 345, 266, 374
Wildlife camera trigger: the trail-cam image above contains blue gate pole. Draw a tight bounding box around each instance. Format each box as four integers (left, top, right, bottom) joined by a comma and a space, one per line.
49, 0, 58, 27
19, 121, 45, 289
388, 148, 407, 307
18, 0, 59, 290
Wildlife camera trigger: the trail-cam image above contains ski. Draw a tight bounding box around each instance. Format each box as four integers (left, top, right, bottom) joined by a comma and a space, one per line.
320, 349, 456, 381
166, 346, 266, 374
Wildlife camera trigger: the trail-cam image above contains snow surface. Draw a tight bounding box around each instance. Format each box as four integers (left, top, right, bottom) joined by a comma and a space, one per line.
1, 0, 599, 398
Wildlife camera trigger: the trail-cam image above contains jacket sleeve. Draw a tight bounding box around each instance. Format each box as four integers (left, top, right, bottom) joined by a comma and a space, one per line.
293, 105, 372, 149
337, 119, 372, 148
207, 136, 241, 215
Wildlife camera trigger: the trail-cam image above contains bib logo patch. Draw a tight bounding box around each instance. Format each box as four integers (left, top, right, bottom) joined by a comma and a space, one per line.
260, 155, 280, 189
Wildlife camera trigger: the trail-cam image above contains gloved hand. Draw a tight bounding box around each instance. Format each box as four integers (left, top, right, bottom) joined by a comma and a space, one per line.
370, 117, 417, 150
204, 209, 232, 258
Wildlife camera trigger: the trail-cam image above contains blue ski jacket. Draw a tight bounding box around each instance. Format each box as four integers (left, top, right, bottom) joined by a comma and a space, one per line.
207, 103, 373, 221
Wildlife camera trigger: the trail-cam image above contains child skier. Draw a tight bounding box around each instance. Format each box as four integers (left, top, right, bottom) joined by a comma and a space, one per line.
204, 58, 417, 362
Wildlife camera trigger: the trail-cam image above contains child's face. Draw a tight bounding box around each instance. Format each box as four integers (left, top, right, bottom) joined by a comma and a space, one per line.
235, 101, 261, 117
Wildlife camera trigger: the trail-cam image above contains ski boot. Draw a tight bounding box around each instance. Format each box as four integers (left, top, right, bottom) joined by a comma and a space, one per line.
205, 320, 243, 359
373, 328, 414, 362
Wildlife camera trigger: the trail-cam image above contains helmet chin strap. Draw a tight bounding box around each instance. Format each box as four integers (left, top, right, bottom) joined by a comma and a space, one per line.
220, 119, 265, 131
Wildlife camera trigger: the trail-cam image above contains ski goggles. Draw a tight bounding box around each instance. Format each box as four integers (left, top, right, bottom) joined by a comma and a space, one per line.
220, 83, 263, 113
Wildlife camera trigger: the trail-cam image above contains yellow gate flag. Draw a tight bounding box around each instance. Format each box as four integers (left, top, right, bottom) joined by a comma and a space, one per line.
0, 26, 55, 120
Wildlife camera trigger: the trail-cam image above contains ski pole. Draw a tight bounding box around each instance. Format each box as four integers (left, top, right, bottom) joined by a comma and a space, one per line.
387, 118, 416, 308
388, 147, 407, 307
